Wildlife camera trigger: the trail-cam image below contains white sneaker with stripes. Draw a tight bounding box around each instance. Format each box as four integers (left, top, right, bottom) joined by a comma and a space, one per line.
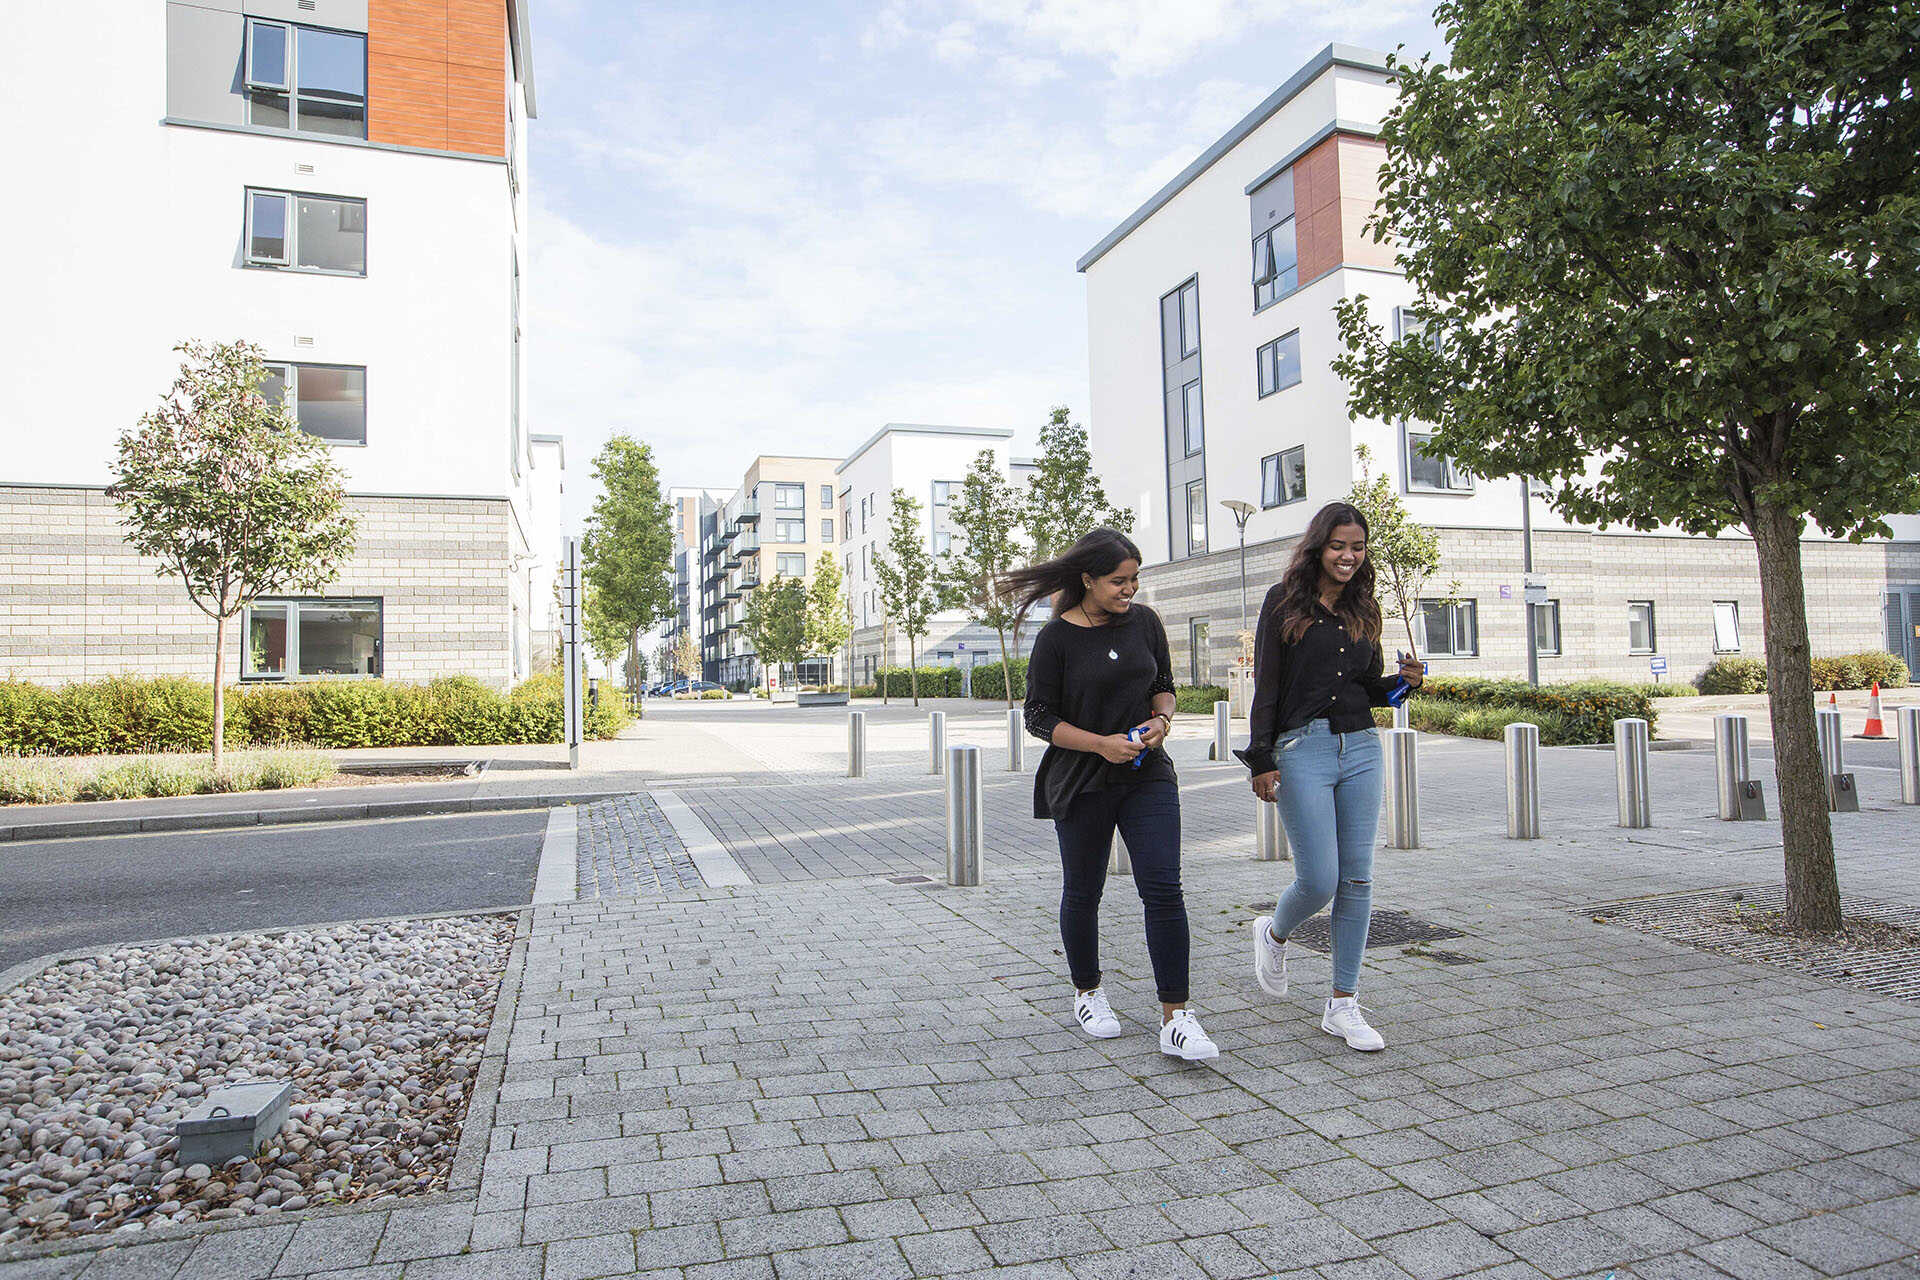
1159, 1009, 1219, 1061
1073, 987, 1122, 1038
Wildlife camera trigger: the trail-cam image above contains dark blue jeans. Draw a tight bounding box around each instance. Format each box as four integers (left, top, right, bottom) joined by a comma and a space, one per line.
1051, 779, 1189, 1004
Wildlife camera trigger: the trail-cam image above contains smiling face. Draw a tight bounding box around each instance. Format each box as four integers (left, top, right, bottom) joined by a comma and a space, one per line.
1081, 559, 1141, 615
1318, 523, 1368, 592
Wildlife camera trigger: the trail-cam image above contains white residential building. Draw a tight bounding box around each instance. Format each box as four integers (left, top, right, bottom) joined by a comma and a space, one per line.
0, 0, 548, 687
1078, 44, 1920, 686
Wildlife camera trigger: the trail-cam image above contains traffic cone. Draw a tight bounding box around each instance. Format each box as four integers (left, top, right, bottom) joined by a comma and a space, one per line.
1857, 682, 1890, 739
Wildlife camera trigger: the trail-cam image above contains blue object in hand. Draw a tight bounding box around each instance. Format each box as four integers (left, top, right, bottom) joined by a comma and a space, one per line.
1127, 727, 1147, 769
1387, 652, 1426, 707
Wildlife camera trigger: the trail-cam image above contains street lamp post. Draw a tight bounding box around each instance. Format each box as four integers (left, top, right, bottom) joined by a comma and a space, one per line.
1221, 499, 1256, 639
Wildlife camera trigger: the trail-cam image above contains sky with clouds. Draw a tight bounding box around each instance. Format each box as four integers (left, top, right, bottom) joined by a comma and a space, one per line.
526, 1, 1447, 527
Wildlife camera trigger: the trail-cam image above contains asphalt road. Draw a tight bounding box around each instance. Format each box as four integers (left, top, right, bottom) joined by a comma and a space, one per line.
0, 810, 547, 974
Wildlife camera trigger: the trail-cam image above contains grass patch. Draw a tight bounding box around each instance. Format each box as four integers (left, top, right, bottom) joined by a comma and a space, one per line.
0, 751, 336, 805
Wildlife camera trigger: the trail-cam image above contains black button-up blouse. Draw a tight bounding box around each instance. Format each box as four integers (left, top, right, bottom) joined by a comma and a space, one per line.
1240, 585, 1397, 775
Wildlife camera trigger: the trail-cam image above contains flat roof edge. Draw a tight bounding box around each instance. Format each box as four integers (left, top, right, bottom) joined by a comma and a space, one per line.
1075, 43, 1393, 273
836, 424, 1016, 475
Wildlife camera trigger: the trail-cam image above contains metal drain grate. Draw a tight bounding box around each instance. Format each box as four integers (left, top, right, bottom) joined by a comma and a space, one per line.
887, 874, 935, 885
1583, 884, 1920, 1002
1281, 908, 1467, 953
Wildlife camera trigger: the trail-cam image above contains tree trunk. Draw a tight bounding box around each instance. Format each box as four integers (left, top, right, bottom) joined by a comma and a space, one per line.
881, 622, 891, 705
1749, 499, 1841, 933
995, 624, 1013, 706
211, 612, 228, 772
909, 634, 920, 706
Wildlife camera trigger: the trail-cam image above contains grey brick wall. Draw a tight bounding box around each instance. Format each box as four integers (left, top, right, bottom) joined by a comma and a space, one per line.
0, 486, 515, 687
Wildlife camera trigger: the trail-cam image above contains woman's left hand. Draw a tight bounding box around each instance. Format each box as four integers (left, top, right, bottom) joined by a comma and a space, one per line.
1138, 715, 1169, 749
1396, 654, 1425, 688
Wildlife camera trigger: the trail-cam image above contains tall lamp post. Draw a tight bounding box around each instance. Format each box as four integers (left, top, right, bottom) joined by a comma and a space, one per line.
1221, 500, 1256, 639
1519, 477, 1550, 687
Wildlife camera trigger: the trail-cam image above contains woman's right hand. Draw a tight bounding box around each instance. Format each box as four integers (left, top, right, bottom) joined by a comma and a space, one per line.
1096, 734, 1145, 765
1251, 770, 1280, 803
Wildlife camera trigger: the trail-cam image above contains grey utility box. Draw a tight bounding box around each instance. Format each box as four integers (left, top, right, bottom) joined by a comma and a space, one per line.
175, 1079, 294, 1165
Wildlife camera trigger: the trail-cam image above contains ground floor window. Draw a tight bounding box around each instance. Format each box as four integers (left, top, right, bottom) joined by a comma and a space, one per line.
1628, 600, 1656, 654
1712, 600, 1741, 653
244, 598, 382, 679
1532, 600, 1561, 656
1189, 616, 1210, 685
1417, 598, 1478, 658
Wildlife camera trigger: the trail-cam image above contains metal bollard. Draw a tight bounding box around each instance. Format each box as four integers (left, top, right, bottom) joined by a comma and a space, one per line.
945, 745, 983, 885
1505, 722, 1540, 840
1393, 702, 1410, 730
1385, 727, 1418, 849
847, 711, 866, 778
1899, 706, 1920, 805
1713, 714, 1750, 820
929, 710, 947, 775
1214, 700, 1231, 763
1255, 798, 1288, 860
1816, 706, 1844, 806
1109, 829, 1132, 875
1614, 718, 1651, 828
1006, 707, 1024, 772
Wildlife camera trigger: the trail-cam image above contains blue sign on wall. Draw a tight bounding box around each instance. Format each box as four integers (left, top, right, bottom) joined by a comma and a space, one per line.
1649, 656, 1669, 675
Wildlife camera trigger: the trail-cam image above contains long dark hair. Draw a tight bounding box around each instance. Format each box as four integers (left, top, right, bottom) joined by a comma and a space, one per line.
1269, 502, 1382, 645
998, 528, 1143, 625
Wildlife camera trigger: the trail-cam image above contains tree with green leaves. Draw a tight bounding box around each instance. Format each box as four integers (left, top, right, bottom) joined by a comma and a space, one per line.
108, 339, 357, 769
739, 576, 809, 695
874, 488, 939, 705
670, 631, 699, 682
1345, 444, 1454, 656
581, 436, 674, 701
805, 551, 852, 687
938, 450, 1026, 705
1332, 0, 1920, 932
1023, 405, 1135, 563
652, 637, 675, 684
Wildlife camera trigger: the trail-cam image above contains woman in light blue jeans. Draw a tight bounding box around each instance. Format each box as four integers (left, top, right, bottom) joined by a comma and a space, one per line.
1239, 502, 1423, 1051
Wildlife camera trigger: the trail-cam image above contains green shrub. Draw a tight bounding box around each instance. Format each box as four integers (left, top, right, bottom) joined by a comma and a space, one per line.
1638, 683, 1700, 698
0, 750, 336, 804
1174, 685, 1230, 714
1419, 678, 1652, 743
873, 667, 964, 698
851, 685, 878, 699
1808, 655, 1864, 692
1697, 657, 1767, 694
1851, 651, 1911, 688
968, 657, 1029, 701
1374, 699, 1578, 745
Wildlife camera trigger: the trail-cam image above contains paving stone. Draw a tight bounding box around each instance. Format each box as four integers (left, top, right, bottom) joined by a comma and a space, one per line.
718, 1209, 848, 1256
542, 1233, 637, 1280
1372, 1223, 1518, 1280
1061, 1241, 1207, 1279
1325, 1189, 1456, 1240
1232, 1217, 1376, 1270
766, 1239, 910, 1280
373, 1205, 476, 1263
276, 1215, 392, 1275
399, 1247, 544, 1280
176, 1224, 297, 1280
630, 1224, 725, 1271
897, 1230, 993, 1276
1751, 1216, 1914, 1274
64, 1241, 196, 1280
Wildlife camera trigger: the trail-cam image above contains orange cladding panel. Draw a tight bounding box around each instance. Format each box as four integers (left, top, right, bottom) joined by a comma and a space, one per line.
368, 0, 506, 157
1336, 137, 1396, 269
1293, 135, 1343, 284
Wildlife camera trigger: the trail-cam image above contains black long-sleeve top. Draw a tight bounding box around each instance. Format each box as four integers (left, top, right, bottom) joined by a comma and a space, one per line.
1023, 605, 1178, 819
1239, 584, 1398, 775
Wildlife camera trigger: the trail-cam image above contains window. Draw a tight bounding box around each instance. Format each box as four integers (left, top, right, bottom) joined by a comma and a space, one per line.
243, 598, 382, 679
1257, 332, 1301, 397
774, 519, 806, 543
1533, 600, 1562, 656
1713, 601, 1741, 653
933, 531, 952, 555
776, 553, 806, 578
1178, 280, 1200, 356
862, 545, 869, 580
245, 189, 366, 275
821, 519, 834, 543
775, 484, 805, 510
1394, 309, 1472, 492
860, 496, 869, 533
1249, 168, 1298, 308
245, 19, 367, 138
1418, 599, 1479, 657
840, 496, 851, 538
261, 362, 367, 445
1628, 601, 1657, 654
1181, 380, 1203, 456
931, 480, 955, 508
820, 484, 833, 508
1189, 617, 1211, 685
1186, 479, 1208, 555
1260, 447, 1306, 508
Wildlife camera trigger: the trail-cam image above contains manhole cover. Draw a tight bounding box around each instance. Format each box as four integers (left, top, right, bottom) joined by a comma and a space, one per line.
1286, 909, 1466, 953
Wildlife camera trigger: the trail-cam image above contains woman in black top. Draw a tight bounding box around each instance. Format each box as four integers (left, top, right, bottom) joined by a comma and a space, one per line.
1003, 529, 1218, 1061
1238, 502, 1423, 1052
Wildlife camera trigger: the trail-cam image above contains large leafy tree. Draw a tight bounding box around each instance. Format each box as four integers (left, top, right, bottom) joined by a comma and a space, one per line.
874, 488, 939, 705
670, 632, 699, 681
581, 436, 674, 698
739, 576, 809, 695
938, 450, 1027, 705
805, 551, 853, 686
1345, 444, 1453, 656
108, 340, 357, 768
1022, 406, 1135, 562
1334, 0, 1920, 932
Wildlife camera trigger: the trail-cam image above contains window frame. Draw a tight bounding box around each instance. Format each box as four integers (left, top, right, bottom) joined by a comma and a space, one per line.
244, 18, 367, 139
773, 518, 806, 543
820, 518, 834, 543
820, 484, 833, 508
1532, 599, 1562, 657
1256, 330, 1302, 398
1627, 600, 1658, 655
261, 360, 369, 447
1178, 280, 1200, 357
244, 187, 368, 277
1417, 598, 1479, 658
774, 483, 806, 511
241, 596, 383, 681
1712, 600, 1742, 653
1188, 616, 1211, 686
1185, 478, 1208, 556
1251, 220, 1299, 311
1394, 308, 1474, 493
245, 19, 291, 91
1181, 379, 1204, 457
1260, 445, 1307, 509
775, 553, 806, 579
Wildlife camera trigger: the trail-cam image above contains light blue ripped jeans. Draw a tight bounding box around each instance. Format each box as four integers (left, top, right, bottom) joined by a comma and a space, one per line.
1268, 718, 1383, 994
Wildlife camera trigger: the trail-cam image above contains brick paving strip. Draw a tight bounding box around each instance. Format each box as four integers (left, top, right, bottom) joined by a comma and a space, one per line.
575, 795, 701, 899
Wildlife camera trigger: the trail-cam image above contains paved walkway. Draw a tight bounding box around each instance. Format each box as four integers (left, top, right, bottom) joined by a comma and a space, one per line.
6, 704, 1919, 1279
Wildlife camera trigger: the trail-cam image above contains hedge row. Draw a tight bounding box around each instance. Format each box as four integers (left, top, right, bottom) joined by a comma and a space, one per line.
0, 673, 628, 756
1697, 652, 1910, 695
1419, 677, 1655, 743
1373, 699, 1582, 745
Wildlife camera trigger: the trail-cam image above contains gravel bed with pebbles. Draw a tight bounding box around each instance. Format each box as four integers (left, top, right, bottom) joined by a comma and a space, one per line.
0, 913, 517, 1246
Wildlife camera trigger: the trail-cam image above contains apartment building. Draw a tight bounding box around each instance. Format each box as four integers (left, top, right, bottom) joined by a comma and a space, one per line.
836, 424, 1040, 686
664, 486, 723, 668
697, 457, 841, 687
1078, 44, 1920, 686
0, 0, 548, 688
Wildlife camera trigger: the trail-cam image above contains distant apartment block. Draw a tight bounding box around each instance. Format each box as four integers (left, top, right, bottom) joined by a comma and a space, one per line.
0, 0, 553, 687
1078, 44, 1920, 685
694, 458, 841, 687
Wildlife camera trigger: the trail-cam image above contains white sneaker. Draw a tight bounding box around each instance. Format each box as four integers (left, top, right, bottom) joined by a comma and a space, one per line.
1322, 997, 1385, 1052
1073, 988, 1122, 1038
1159, 1009, 1219, 1061
1252, 915, 1289, 996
